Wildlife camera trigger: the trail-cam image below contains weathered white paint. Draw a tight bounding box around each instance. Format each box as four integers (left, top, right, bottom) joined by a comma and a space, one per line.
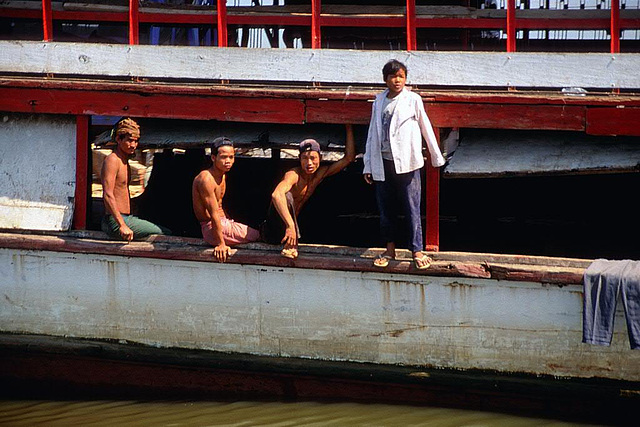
0, 114, 76, 230
445, 130, 640, 177
1, 41, 639, 89
1, 248, 637, 381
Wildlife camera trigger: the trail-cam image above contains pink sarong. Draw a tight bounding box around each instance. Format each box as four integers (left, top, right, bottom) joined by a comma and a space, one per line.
200, 214, 259, 246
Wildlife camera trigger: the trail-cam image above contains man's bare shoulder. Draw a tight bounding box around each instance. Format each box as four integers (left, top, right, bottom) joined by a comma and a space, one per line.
101, 151, 121, 181
194, 169, 215, 186
103, 151, 120, 166
283, 168, 302, 181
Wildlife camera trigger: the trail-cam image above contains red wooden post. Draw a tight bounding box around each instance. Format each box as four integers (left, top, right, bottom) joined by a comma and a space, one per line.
425, 127, 441, 252
217, 0, 228, 47
311, 0, 321, 48
42, 0, 53, 41
506, 0, 516, 52
129, 0, 139, 45
406, 0, 417, 51
611, 0, 620, 53
73, 115, 89, 230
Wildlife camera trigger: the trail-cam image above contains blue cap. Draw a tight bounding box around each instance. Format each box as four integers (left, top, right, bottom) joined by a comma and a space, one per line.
299, 139, 321, 154
213, 136, 233, 150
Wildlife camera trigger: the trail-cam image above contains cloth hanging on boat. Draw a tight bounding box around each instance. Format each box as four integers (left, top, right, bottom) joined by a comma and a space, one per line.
582, 259, 640, 350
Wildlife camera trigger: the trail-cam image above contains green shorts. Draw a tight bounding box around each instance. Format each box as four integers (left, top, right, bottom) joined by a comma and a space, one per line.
101, 214, 171, 240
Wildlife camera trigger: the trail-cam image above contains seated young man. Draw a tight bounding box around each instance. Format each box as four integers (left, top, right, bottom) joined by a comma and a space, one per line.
261, 124, 355, 259
101, 118, 171, 241
192, 137, 260, 262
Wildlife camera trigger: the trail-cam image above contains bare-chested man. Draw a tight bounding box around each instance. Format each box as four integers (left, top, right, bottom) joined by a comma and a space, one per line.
101, 118, 170, 241
192, 137, 260, 262
262, 124, 355, 259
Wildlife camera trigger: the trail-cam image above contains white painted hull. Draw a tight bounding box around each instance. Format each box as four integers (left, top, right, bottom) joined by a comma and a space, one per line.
1, 246, 637, 382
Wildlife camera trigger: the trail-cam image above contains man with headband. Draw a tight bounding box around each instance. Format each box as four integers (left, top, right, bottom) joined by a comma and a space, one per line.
101, 117, 170, 241
192, 136, 260, 262
262, 124, 355, 259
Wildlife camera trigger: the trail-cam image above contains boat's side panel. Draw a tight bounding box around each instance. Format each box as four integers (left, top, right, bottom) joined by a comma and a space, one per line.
1, 248, 637, 381
2, 41, 640, 89
0, 114, 76, 231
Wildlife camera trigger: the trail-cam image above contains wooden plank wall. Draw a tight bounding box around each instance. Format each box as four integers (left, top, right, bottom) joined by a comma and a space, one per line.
2, 41, 640, 89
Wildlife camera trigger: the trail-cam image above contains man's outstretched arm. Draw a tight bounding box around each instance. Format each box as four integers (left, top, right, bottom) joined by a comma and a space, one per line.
324, 124, 356, 178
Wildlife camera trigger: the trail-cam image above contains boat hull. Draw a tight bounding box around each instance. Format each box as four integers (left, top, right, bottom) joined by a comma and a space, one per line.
1, 244, 637, 383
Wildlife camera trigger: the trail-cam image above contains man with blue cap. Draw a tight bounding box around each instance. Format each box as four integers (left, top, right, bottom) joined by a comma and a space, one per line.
262, 124, 355, 259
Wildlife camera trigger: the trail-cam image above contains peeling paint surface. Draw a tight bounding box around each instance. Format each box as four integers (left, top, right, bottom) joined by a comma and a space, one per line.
0, 114, 76, 230
0, 248, 638, 381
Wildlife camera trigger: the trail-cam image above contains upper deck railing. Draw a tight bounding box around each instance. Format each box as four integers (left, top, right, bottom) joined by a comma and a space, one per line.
2, 1, 639, 53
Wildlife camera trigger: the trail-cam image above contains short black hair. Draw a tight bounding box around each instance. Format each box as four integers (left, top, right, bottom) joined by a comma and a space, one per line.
382, 59, 407, 81
211, 136, 233, 156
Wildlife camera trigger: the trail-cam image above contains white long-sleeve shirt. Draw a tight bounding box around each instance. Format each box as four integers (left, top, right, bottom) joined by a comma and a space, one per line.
363, 88, 446, 181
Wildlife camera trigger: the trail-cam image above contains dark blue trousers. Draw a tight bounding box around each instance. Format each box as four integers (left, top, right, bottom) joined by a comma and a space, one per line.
583, 259, 640, 350
374, 159, 423, 253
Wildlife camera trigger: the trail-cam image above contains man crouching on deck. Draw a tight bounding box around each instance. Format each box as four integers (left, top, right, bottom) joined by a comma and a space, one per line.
192, 137, 260, 262
261, 124, 355, 259
101, 118, 171, 241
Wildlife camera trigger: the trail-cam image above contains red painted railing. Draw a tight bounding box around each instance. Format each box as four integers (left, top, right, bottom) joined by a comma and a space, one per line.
41, 0, 53, 41
129, 0, 139, 45
217, 0, 228, 47
28, 0, 633, 53
611, 0, 621, 53
506, 0, 516, 53
406, 0, 417, 51
311, 0, 321, 49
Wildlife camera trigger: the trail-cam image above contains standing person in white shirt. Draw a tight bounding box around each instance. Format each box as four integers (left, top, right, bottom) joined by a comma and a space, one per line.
363, 59, 446, 269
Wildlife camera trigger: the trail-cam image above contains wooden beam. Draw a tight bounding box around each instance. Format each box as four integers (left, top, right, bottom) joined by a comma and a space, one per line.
425, 128, 440, 252
426, 103, 586, 131
73, 115, 89, 230
0, 88, 306, 124
306, 100, 372, 124
2, 42, 639, 89
0, 232, 589, 284
3, 85, 634, 133
5, 76, 640, 107
586, 107, 640, 136
5, 80, 640, 133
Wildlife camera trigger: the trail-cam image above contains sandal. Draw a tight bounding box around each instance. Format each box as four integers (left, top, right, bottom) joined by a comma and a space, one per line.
373, 254, 393, 268
281, 248, 298, 259
414, 253, 432, 270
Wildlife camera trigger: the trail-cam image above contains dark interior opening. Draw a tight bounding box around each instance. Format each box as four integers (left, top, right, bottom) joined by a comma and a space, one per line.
90, 141, 640, 260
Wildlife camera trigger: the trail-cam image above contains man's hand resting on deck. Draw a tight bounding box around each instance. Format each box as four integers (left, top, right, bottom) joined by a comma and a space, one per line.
214, 242, 230, 262
281, 226, 298, 248
119, 224, 134, 242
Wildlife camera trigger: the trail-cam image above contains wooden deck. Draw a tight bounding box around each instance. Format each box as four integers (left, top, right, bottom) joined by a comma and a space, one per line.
0, 231, 590, 284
